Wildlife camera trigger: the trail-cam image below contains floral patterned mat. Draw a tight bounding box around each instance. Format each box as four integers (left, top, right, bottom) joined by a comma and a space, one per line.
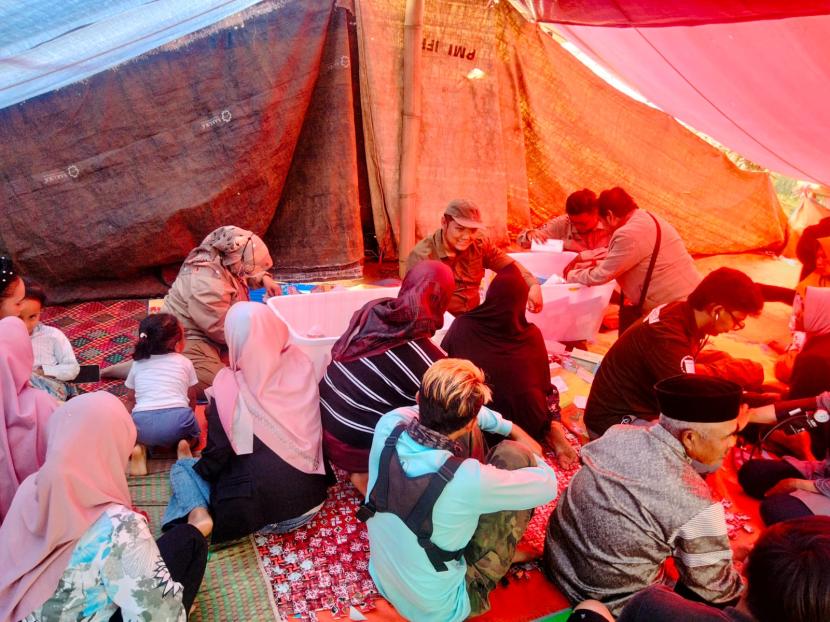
253, 438, 583, 621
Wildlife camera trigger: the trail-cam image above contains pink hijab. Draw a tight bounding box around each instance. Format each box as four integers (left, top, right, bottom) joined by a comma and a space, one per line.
0, 316, 58, 522
804, 286, 830, 336
0, 392, 135, 621
207, 302, 325, 475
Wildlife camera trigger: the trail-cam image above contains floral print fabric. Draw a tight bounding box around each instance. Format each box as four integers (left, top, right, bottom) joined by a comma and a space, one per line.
23, 506, 184, 622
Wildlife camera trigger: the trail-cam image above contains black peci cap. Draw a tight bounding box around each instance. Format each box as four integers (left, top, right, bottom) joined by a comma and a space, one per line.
655, 374, 742, 423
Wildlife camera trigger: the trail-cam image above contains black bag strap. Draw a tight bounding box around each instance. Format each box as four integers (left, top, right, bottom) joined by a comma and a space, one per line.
357, 424, 407, 520
635, 212, 662, 309
404, 457, 463, 532
356, 424, 466, 571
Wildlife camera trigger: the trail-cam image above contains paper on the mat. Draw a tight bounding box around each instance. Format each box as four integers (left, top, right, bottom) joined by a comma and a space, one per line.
576, 367, 595, 383
573, 395, 588, 409
349, 606, 368, 621
531, 239, 564, 252
552, 376, 569, 393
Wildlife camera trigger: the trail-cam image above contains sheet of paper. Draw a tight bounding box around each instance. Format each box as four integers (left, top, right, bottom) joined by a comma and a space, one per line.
573, 395, 588, 409
576, 366, 595, 383
552, 376, 569, 393
531, 239, 564, 252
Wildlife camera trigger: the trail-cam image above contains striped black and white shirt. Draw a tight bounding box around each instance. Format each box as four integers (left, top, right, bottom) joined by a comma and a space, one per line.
319, 338, 445, 450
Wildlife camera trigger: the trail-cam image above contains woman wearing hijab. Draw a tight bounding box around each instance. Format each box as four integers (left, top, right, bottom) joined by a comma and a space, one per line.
161, 302, 329, 543
1, 255, 26, 320
775, 236, 830, 383
0, 392, 209, 621
319, 260, 454, 495
740, 286, 830, 524
0, 316, 58, 523
162, 226, 279, 395
441, 263, 578, 468
103, 226, 279, 395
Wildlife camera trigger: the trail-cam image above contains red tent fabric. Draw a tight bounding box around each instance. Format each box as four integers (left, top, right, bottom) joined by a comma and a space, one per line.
522, 0, 830, 27
547, 15, 830, 185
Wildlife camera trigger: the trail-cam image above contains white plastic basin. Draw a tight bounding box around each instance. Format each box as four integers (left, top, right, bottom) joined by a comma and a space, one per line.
268, 287, 454, 380
508, 251, 577, 281
506, 251, 615, 342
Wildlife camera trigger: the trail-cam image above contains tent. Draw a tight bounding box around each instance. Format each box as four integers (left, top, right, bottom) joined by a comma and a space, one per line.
0, 0, 794, 301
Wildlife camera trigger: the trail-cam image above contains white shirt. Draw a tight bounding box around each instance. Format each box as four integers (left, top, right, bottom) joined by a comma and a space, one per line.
125, 353, 197, 413
30, 323, 80, 381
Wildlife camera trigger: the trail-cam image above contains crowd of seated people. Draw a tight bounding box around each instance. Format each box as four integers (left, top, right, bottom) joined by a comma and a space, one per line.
2, 187, 830, 622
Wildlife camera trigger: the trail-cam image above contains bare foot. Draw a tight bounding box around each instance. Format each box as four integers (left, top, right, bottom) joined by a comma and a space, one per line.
187, 506, 213, 538
545, 423, 579, 470
512, 541, 541, 564
128, 445, 147, 476
177, 439, 193, 460
349, 472, 369, 497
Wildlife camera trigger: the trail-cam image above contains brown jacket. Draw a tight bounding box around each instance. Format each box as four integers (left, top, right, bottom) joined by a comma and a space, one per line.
161, 260, 249, 346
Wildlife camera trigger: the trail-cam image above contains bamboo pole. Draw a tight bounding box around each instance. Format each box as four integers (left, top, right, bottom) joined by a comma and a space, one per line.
398, 0, 424, 276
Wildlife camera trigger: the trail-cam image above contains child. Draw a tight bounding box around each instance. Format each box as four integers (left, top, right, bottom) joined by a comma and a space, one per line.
20, 278, 80, 401
126, 313, 200, 476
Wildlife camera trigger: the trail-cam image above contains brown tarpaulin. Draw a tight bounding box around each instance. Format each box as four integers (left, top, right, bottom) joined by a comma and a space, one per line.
0, 1, 365, 301
357, 0, 786, 258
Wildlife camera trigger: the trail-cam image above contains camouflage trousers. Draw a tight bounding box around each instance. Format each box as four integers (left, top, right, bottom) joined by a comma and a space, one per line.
463, 440, 535, 616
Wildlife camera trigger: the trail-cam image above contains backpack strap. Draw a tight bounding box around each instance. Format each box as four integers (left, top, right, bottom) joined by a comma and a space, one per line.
356, 424, 407, 522
406, 455, 464, 571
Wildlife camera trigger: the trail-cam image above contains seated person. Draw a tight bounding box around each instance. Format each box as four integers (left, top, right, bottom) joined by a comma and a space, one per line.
0, 392, 209, 621
0, 255, 25, 320
19, 278, 80, 401
364, 358, 557, 622
786, 286, 830, 458
796, 214, 830, 281
585, 267, 764, 437
618, 516, 830, 622
738, 392, 830, 525
775, 236, 830, 383
0, 316, 57, 522
320, 261, 453, 495
102, 226, 280, 396
565, 188, 701, 332
406, 199, 543, 316
442, 263, 578, 468
517, 188, 611, 257
544, 375, 744, 616
125, 313, 200, 476
162, 302, 329, 543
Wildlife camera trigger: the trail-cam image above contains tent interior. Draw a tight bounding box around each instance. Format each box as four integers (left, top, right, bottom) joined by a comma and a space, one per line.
2, 0, 829, 620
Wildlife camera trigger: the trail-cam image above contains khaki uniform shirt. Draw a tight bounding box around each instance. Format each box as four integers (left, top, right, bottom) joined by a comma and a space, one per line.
406, 229, 537, 315
161, 259, 249, 346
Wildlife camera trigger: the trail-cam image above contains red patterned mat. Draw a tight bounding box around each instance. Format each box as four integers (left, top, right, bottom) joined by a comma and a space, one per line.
253, 440, 583, 621
41, 299, 147, 397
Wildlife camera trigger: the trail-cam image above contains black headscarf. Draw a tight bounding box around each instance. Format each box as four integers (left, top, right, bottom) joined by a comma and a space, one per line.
441, 263, 553, 438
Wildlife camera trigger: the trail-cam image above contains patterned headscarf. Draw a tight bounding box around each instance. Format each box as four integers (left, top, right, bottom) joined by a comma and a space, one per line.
331, 261, 455, 363
184, 226, 273, 281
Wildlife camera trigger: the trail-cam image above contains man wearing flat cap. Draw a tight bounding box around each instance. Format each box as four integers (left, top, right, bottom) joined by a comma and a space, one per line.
406, 199, 543, 316
543, 375, 745, 616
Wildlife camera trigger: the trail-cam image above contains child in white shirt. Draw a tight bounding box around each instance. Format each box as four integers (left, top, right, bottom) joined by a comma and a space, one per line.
20, 279, 80, 401
126, 313, 200, 475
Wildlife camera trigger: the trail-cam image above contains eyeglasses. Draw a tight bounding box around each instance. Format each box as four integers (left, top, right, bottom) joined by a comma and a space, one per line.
725, 309, 746, 330
241, 234, 255, 274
